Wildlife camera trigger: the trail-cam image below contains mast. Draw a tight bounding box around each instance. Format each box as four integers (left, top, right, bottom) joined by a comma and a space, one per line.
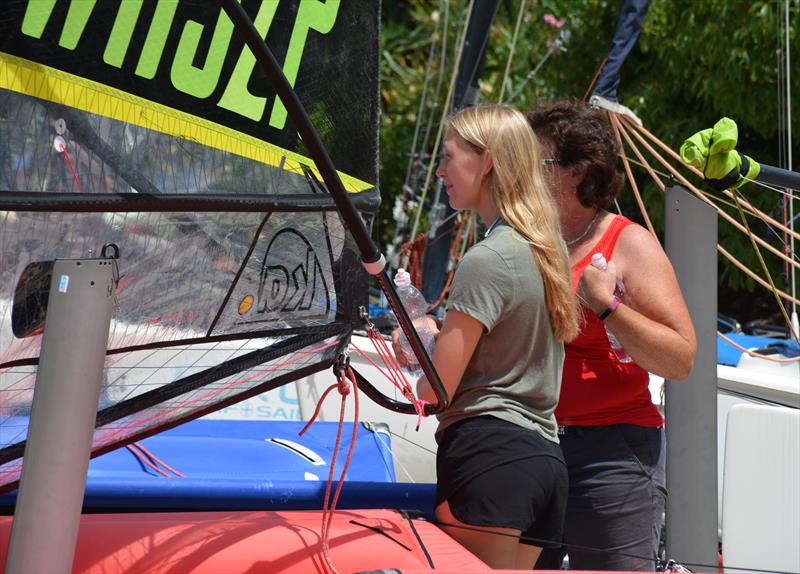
421, 0, 498, 306
784, 0, 797, 335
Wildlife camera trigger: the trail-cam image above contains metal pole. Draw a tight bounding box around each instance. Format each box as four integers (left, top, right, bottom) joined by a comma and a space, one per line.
754, 163, 800, 191
664, 184, 719, 569
6, 257, 116, 574
785, 0, 796, 331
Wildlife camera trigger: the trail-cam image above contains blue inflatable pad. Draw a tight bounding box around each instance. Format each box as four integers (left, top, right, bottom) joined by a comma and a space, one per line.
717, 333, 791, 366
0, 420, 442, 514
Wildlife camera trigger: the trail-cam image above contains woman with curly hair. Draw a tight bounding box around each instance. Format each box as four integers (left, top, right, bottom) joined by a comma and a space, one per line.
528, 100, 696, 571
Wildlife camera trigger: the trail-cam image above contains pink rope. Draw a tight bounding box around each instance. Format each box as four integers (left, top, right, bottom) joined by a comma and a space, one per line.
56, 140, 81, 191
299, 365, 360, 574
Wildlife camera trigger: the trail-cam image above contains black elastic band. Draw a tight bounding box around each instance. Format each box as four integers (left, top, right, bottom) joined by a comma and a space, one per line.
597, 306, 614, 321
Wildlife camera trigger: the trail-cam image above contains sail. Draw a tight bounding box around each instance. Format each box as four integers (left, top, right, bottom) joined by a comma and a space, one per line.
0, 1, 380, 492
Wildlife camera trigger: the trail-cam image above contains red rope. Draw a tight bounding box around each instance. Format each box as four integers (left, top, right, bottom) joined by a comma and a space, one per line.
298, 364, 360, 574
126, 443, 170, 477
129, 441, 185, 478
582, 55, 608, 102
363, 330, 429, 430
56, 139, 81, 191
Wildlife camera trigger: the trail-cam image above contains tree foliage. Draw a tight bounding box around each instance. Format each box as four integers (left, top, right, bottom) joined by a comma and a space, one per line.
379, 0, 799, 322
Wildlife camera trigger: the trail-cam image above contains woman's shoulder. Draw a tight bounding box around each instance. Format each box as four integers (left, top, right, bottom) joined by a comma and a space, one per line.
614, 220, 672, 275
616, 220, 661, 253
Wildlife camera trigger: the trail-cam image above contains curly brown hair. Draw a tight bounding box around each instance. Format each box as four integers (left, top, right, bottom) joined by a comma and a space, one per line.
525, 100, 624, 209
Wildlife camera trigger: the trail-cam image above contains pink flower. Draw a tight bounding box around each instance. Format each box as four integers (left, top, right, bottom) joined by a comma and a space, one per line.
543, 13, 565, 29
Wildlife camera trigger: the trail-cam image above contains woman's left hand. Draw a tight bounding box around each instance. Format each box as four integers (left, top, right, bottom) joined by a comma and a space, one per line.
578, 259, 619, 314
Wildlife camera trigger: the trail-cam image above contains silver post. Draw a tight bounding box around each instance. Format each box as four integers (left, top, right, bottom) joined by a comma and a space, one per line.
6, 257, 116, 574
664, 184, 719, 569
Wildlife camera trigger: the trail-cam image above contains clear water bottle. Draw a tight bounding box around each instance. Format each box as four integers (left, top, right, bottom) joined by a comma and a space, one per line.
394, 268, 436, 375
590, 254, 633, 363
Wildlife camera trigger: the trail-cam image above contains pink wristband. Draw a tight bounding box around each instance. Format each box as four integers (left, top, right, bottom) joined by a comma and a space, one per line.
597, 295, 621, 321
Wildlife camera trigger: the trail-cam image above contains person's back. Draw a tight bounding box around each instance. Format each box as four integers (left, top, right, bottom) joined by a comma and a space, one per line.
406, 104, 579, 569
437, 223, 564, 443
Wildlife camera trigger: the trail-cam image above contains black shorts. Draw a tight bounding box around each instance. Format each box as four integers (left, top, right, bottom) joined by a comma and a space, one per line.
436, 416, 568, 547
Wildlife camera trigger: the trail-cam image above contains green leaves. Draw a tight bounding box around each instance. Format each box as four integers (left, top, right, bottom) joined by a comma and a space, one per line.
380, 0, 799, 319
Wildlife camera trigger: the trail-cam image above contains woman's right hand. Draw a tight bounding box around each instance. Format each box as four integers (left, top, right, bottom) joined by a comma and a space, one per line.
390, 315, 440, 367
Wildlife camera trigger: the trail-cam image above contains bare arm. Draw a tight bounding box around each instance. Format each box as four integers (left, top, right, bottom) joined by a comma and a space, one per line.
416, 309, 484, 404
579, 225, 697, 380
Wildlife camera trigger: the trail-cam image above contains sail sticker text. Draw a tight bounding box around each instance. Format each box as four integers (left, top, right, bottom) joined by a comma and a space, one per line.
19, 0, 341, 131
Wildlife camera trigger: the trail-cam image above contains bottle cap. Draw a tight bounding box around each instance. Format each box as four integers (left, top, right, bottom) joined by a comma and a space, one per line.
591, 253, 607, 270
394, 268, 411, 286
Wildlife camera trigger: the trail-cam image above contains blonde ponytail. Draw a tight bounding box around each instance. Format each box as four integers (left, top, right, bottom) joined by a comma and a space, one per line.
448, 105, 580, 342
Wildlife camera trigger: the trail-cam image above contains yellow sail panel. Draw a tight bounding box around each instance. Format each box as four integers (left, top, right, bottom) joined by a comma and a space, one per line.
0, 53, 370, 193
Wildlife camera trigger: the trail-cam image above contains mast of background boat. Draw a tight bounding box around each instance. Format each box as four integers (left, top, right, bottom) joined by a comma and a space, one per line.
782, 0, 797, 337
420, 0, 499, 306
216, 0, 449, 415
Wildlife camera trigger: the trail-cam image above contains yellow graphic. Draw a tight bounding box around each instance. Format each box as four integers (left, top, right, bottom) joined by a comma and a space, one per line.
0, 53, 371, 193
238, 295, 255, 315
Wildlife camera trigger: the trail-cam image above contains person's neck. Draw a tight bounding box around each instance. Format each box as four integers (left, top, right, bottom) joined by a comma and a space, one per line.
478, 204, 500, 229
562, 207, 602, 246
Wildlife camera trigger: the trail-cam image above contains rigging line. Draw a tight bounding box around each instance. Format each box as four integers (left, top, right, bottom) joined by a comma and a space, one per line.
718, 243, 800, 306
410, 0, 476, 240
725, 187, 800, 260
704, 193, 800, 260
125, 443, 171, 478
609, 114, 657, 237
582, 55, 608, 103
737, 176, 799, 203
619, 115, 800, 243
616, 117, 800, 270
383, 428, 438, 457
402, 11, 442, 196
418, 0, 451, 172
497, 0, 528, 103
717, 330, 800, 363
732, 190, 800, 343
620, 114, 800, 241
503, 29, 567, 105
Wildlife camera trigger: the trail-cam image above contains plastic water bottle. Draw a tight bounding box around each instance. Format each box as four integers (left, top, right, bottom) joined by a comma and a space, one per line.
394, 268, 435, 375
590, 254, 633, 363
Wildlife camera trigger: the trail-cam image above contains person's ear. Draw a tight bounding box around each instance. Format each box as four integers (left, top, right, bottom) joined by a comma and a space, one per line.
569, 166, 585, 188
481, 152, 493, 177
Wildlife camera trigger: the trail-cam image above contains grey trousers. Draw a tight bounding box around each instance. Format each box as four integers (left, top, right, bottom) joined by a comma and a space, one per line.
536, 424, 667, 571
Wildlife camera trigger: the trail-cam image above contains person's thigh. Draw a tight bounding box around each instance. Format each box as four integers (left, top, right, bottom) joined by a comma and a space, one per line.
561, 425, 666, 571
435, 500, 522, 570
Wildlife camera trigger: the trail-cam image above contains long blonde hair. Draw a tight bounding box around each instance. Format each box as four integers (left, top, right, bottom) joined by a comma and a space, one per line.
447, 104, 579, 342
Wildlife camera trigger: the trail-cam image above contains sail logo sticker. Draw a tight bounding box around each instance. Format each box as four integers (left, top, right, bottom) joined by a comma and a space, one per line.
14, 0, 340, 131
253, 228, 330, 321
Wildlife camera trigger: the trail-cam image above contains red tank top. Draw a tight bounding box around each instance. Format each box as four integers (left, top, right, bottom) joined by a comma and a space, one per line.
556, 215, 664, 427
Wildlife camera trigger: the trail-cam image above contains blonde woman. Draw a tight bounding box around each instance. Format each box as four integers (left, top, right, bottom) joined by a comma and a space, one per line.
405, 104, 579, 569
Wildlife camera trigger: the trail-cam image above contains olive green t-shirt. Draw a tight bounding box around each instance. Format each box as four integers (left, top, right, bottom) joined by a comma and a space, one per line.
436, 223, 565, 444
